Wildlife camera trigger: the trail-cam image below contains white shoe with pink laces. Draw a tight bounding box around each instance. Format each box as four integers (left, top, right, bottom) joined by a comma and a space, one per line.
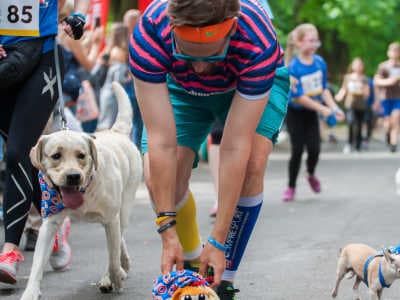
0, 250, 24, 284
49, 217, 72, 271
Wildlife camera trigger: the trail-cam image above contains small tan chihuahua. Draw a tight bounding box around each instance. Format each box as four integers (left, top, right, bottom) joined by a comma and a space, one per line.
331, 243, 400, 300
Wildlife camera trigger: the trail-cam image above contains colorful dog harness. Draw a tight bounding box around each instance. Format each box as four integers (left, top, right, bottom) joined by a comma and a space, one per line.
363, 252, 391, 288
152, 270, 210, 299
38, 171, 93, 218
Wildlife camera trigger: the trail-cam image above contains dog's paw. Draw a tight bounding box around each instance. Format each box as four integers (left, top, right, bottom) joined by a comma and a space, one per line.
331, 288, 338, 298
109, 267, 127, 292
20, 287, 42, 300
98, 273, 113, 294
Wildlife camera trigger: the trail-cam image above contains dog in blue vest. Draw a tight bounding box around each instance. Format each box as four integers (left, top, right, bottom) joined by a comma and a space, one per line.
331, 243, 400, 300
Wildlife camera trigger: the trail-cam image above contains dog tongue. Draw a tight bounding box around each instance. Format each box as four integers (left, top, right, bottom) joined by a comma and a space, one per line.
60, 187, 84, 209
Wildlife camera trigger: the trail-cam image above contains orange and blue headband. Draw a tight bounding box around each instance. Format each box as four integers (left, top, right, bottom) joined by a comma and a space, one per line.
173, 18, 236, 43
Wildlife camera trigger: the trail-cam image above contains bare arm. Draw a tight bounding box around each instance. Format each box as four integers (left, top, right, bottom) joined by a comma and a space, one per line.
74, 0, 90, 15
133, 77, 183, 273
335, 79, 347, 102
133, 78, 176, 214
295, 95, 332, 117
374, 74, 399, 87
322, 89, 345, 120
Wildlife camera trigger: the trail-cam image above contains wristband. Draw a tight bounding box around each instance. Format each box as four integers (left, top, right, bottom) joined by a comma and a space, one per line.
157, 219, 177, 234
71, 12, 86, 22
155, 215, 173, 226
207, 236, 227, 252
157, 211, 176, 218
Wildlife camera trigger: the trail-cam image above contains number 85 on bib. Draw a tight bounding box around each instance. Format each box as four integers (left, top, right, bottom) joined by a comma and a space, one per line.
0, 0, 39, 37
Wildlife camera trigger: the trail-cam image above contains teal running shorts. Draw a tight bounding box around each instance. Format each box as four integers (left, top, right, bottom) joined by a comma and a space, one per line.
142, 66, 289, 167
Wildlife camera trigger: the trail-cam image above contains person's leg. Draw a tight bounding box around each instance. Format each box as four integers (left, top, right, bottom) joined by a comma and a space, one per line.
220, 66, 289, 287
2, 51, 58, 253
347, 110, 354, 148
305, 111, 321, 189
0, 49, 58, 283
208, 120, 223, 217
286, 108, 306, 189
354, 110, 364, 151
389, 106, 400, 152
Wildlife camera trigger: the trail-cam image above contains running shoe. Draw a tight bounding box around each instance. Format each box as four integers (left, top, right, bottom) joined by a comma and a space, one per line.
50, 217, 72, 271
216, 280, 240, 300
307, 175, 321, 193
183, 261, 214, 280
282, 187, 295, 202
0, 250, 24, 284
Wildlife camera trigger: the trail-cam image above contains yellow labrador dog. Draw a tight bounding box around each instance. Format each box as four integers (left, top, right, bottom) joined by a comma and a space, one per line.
21, 82, 142, 300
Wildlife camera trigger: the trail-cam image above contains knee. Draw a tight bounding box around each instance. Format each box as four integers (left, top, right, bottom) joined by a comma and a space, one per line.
242, 155, 268, 194
291, 143, 304, 159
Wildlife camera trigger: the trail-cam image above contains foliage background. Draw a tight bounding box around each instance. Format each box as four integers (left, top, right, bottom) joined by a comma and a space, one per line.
112, 0, 400, 83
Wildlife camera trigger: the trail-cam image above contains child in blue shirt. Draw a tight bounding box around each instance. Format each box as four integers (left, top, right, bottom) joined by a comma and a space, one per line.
282, 23, 344, 202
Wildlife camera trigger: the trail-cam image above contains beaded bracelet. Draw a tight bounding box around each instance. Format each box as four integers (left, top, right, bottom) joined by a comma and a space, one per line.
157, 219, 177, 234
207, 236, 227, 252
157, 211, 177, 218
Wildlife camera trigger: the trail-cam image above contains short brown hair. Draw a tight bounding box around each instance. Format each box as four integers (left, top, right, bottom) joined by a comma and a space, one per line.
168, 0, 240, 27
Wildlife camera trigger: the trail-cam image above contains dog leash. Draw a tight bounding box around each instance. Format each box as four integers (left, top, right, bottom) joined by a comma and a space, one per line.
54, 38, 68, 131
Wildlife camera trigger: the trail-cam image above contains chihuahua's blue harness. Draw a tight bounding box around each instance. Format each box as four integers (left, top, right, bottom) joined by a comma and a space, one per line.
363, 250, 395, 289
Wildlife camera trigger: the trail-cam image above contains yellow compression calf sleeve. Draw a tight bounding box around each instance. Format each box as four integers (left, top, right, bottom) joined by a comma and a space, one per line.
176, 191, 202, 259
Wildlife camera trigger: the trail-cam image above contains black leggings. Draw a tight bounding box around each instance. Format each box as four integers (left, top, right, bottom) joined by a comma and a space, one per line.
286, 107, 321, 188
347, 109, 366, 150
0, 49, 59, 245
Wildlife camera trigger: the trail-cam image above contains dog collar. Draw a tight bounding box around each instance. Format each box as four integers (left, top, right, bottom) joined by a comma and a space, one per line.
363, 254, 391, 288
152, 270, 210, 299
38, 171, 94, 218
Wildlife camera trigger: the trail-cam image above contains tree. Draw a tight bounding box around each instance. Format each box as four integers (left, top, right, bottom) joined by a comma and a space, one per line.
270, 0, 400, 81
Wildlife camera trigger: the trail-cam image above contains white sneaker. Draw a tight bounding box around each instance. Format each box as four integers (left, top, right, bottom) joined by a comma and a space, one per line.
343, 144, 351, 154
50, 217, 72, 271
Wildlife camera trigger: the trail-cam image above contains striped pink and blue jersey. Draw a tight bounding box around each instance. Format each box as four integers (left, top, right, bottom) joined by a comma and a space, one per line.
129, 0, 283, 100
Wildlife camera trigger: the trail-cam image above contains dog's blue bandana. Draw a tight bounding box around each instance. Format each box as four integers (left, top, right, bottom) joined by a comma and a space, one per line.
39, 171, 93, 218
152, 270, 209, 299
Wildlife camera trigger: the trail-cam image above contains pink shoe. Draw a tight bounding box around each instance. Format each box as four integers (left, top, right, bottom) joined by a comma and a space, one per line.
307, 175, 321, 193
282, 187, 295, 202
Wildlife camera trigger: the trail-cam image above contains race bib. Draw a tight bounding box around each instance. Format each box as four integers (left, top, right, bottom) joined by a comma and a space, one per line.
347, 80, 363, 96
300, 70, 323, 96
389, 67, 400, 79
0, 0, 39, 36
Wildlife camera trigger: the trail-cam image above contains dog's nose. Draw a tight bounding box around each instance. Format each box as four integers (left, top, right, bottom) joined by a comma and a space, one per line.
66, 173, 81, 186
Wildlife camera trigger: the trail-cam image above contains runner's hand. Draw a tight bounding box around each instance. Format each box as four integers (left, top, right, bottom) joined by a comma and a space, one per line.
199, 242, 226, 287
160, 229, 184, 274
62, 13, 86, 40
334, 108, 345, 121
320, 106, 332, 118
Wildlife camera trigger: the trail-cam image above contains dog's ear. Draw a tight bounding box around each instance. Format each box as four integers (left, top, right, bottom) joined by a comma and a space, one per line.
86, 135, 98, 171
383, 248, 395, 265
30, 135, 48, 171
